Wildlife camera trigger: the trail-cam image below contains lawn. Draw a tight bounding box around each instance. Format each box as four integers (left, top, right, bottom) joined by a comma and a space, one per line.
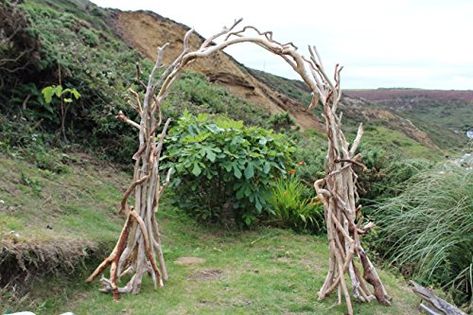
0, 153, 418, 314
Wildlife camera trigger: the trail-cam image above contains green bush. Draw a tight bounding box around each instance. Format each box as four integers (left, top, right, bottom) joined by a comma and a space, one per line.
266, 176, 324, 233
164, 112, 295, 226
372, 165, 473, 309
356, 144, 432, 206
78, 27, 99, 47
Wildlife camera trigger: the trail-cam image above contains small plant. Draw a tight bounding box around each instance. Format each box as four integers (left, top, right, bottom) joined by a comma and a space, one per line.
20, 172, 42, 195
266, 176, 324, 233
164, 112, 295, 226
41, 84, 80, 142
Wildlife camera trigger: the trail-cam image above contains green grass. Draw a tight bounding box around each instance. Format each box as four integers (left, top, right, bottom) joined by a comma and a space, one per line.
30, 216, 418, 315
0, 153, 124, 242
0, 152, 418, 315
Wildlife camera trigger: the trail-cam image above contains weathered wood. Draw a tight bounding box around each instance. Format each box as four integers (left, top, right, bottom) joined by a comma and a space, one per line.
410, 281, 467, 315
86, 19, 389, 312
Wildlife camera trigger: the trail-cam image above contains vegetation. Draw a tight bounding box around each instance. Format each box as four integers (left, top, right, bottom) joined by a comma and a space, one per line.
248, 68, 312, 107
164, 113, 295, 226
41, 84, 81, 141
371, 164, 473, 310
266, 176, 324, 233
0, 152, 418, 314
164, 72, 271, 128
356, 145, 433, 203
345, 89, 473, 149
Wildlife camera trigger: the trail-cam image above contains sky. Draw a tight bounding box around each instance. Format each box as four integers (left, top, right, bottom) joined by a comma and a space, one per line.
91, 0, 473, 90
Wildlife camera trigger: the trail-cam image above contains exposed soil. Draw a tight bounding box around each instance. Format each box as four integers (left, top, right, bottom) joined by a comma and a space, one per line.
110, 10, 322, 131
174, 256, 206, 266
187, 269, 223, 281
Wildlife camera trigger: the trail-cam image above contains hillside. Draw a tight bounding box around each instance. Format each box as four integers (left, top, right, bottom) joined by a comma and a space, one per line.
0, 0, 454, 157
345, 89, 473, 149
110, 10, 321, 131
250, 70, 442, 153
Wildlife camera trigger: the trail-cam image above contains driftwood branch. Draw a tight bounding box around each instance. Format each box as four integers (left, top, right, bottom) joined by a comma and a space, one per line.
410, 281, 467, 315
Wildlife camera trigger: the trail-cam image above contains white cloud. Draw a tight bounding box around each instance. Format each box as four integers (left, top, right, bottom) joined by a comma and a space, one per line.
90, 0, 473, 89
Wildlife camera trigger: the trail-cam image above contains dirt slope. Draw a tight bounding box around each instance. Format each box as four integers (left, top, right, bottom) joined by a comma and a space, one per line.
110, 10, 321, 130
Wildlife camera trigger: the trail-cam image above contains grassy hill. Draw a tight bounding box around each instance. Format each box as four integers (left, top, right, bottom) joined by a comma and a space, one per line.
345, 89, 473, 149
249, 70, 444, 158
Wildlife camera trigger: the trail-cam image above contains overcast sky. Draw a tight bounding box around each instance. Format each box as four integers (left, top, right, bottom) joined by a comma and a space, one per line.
91, 0, 473, 90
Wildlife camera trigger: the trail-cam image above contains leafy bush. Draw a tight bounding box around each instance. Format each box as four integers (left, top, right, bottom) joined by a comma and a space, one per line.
266, 176, 324, 233
372, 165, 473, 309
369, 157, 432, 201
164, 112, 295, 226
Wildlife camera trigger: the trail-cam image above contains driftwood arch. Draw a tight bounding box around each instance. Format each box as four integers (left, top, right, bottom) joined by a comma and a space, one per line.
86, 19, 390, 315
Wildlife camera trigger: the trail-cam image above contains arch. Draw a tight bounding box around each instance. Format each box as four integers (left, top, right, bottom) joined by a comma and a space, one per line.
86, 19, 390, 315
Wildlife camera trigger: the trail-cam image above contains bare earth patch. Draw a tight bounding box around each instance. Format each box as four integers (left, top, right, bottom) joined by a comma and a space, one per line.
188, 269, 223, 281
174, 256, 206, 266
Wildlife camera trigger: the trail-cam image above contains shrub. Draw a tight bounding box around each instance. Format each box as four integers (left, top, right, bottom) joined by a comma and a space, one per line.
350, 144, 432, 204
164, 112, 295, 226
268, 112, 297, 132
78, 27, 99, 47
372, 165, 473, 309
266, 176, 324, 233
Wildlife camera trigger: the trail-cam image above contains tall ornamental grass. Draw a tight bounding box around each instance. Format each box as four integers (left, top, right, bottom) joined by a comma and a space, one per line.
373, 164, 473, 309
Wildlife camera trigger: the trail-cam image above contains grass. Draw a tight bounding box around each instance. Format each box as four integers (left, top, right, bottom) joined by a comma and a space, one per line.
25, 215, 418, 315
0, 153, 125, 242
372, 164, 473, 309
0, 151, 126, 310
0, 152, 419, 314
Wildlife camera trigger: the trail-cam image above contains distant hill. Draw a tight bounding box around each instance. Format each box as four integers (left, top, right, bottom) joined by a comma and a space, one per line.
248, 70, 441, 151
345, 89, 473, 148
344, 88, 473, 103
